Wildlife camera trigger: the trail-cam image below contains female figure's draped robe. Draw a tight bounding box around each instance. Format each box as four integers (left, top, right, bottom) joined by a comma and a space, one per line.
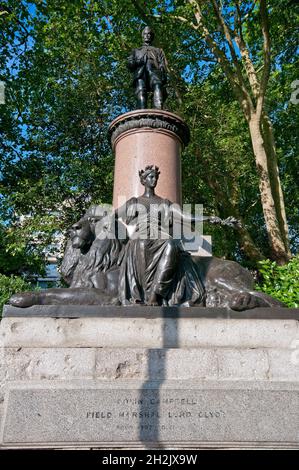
118, 195, 205, 305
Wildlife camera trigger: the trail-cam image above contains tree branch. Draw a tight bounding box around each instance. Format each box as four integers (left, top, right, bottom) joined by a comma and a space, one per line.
260, 0, 271, 95
186, 0, 254, 117
211, 0, 245, 87
256, 0, 271, 119
233, 0, 260, 99
170, 14, 199, 30
130, 0, 153, 26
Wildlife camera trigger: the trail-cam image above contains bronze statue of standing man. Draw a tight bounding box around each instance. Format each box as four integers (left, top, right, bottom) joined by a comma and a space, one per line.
128, 26, 167, 109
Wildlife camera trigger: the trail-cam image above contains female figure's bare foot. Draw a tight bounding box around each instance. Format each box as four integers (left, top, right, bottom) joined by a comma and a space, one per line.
146, 293, 160, 306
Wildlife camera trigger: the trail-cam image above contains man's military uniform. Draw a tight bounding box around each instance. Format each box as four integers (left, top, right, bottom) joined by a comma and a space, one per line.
128, 44, 167, 109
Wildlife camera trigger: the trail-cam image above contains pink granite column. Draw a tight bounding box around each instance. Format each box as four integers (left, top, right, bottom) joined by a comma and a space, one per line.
108, 110, 190, 208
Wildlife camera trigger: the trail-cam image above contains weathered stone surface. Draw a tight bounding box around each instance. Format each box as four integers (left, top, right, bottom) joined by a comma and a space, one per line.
216, 349, 269, 380
95, 349, 219, 381
94, 348, 299, 381
267, 348, 299, 380
0, 348, 96, 383
1, 316, 298, 349
1, 347, 298, 386
1, 381, 298, 446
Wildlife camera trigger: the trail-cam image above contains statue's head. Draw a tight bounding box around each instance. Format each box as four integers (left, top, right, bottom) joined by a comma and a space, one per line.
69, 217, 94, 251
69, 205, 108, 251
142, 26, 154, 45
139, 165, 160, 189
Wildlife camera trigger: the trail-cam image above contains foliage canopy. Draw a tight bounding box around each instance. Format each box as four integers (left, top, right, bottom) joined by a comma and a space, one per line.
0, 0, 298, 278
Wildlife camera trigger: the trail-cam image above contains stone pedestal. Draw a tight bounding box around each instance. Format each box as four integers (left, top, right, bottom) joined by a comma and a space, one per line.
1, 306, 299, 449
108, 110, 190, 207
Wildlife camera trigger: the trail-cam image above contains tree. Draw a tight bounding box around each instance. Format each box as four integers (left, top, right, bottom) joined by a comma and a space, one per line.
181, 74, 265, 262
144, 0, 295, 263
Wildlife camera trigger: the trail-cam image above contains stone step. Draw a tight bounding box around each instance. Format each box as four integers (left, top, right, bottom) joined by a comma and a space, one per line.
1, 315, 298, 349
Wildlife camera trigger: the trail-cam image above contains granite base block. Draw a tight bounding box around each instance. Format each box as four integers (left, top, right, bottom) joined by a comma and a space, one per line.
1, 381, 299, 448
1, 314, 299, 349
0, 313, 298, 449
1, 347, 298, 386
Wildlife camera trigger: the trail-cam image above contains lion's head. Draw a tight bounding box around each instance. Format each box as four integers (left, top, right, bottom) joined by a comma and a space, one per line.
61, 205, 122, 287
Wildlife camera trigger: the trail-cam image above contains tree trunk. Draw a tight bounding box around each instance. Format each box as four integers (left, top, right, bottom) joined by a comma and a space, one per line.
235, 223, 265, 262
248, 114, 290, 263
262, 113, 291, 256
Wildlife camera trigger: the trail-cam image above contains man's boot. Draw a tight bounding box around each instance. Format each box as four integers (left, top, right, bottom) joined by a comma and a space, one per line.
137, 90, 147, 109
153, 85, 163, 109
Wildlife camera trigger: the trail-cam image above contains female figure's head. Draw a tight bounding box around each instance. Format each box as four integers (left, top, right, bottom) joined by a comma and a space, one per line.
139, 165, 160, 189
